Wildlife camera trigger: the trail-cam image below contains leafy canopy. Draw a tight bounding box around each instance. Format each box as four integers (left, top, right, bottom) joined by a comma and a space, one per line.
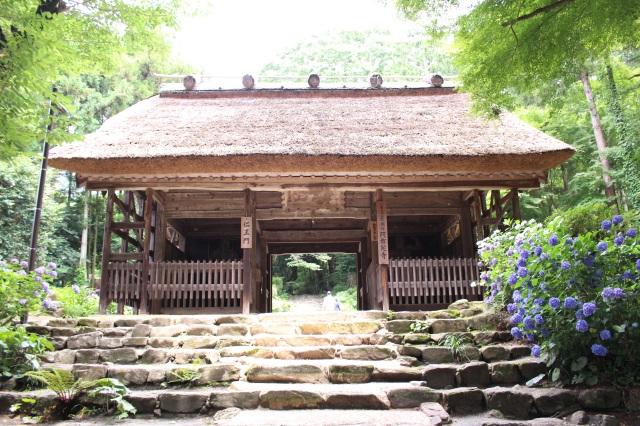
0, 0, 184, 157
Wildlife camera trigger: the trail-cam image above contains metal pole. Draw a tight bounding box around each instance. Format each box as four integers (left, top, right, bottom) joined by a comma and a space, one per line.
24, 89, 57, 323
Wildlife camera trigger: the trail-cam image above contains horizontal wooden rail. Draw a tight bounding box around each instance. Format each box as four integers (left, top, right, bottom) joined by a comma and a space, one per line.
388, 257, 481, 308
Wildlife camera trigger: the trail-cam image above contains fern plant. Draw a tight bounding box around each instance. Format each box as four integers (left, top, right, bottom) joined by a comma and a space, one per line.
438, 334, 472, 362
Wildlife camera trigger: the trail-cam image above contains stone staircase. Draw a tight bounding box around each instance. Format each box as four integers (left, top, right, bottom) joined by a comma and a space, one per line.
0, 300, 632, 425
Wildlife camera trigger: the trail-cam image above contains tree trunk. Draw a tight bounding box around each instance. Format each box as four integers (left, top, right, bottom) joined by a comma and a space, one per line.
604, 64, 640, 210
580, 71, 618, 212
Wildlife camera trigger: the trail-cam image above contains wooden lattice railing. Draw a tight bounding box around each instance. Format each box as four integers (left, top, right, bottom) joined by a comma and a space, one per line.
388, 257, 481, 307
149, 260, 243, 309
105, 260, 243, 310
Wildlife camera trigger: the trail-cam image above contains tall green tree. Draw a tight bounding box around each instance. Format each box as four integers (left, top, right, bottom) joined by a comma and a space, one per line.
0, 0, 184, 157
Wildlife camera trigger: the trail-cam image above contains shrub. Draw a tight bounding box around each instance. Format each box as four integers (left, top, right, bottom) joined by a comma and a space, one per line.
477, 210, 640, 386
0, 326, 53, 386
54, 285, 99, 318
333, 286, 357, 311
0, 259, 59, 325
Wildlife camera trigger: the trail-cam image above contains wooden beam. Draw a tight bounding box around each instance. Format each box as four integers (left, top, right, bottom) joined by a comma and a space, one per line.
112, 221, 145, 230
140, 188, 153, 314
109, 252, 144, 261
261, 229, 366, 243
112, 229, 143, 251
268, 242, 360, 254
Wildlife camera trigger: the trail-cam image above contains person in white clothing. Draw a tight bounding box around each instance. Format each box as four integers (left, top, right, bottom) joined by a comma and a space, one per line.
322, 291, 335, 311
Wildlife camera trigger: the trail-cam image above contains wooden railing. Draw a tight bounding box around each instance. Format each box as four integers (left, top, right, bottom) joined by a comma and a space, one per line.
105, 260, 243, 310
149, 260, 243, 309
388, 257, 481, 307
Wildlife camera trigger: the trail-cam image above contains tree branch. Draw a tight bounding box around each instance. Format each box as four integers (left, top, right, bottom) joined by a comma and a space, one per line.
629, 73, 640, 80
502, 0, 578, 27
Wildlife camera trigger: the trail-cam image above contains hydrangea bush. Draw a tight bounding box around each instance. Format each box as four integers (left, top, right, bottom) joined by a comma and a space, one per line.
0, 259, 58, 325
477, 213, 640, 385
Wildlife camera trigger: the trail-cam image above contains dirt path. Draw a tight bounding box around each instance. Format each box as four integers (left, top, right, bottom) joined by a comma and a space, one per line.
289, 294, 325, 312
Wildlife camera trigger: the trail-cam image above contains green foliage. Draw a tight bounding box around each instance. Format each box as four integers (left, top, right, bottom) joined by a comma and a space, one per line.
261, 29, 456, 80
478, 210, 640, 385
387, 310, 396, 320
54, 286, 99, 318
0, 326, 53, 384
88, 378, 136, 419
166, 368, 202, 386
545, 203, 616, 237
410, 320, 429, 333
0, 0, 185, 157
271, 276, 292, 313
438, 333, 472, 362
332, 286, 357, 311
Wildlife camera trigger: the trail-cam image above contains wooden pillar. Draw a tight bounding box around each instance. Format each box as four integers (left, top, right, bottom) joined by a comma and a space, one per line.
511, 189, 521, 221
139, 188, 153, 314
460, 198, 475, 258
99, 190, 115, 314
150, 196, 164, 314
241, 189, 255, 314
376, 189, 390, 312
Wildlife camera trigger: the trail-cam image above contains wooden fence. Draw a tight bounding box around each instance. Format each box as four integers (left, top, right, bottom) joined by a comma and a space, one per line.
149, 260, 243, 309
105, 260, 243, 310
388, 257, 481, 307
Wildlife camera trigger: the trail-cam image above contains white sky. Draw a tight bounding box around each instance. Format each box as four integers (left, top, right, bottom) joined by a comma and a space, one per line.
172, 0, 421, 76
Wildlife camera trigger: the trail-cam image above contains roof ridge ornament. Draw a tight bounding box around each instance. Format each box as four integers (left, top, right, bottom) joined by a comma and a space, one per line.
369, 74, 383, 89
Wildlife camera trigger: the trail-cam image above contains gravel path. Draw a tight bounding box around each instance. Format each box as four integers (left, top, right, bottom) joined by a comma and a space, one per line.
289, 294, 325, 312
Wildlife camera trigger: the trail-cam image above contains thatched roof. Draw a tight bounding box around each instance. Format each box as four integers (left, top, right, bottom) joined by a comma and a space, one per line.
49, 87, 574, 176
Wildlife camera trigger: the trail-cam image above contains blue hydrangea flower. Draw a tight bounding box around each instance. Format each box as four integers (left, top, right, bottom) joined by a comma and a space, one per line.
507, 303, 517, 313
516, 258, 527, 268
491, 258, 498, 266
561, 261, 571, 270
534, 314, 544, 325
614, 235, 624, 246
48, 270, 57, 278
18, 299, 27, 305
564, 297, 578, 309
16, 270, 27, 276
526, 333, 536, 342
591, 344, 607, 357
548, 235, 559, 246
623, 271, 634, 280
582, 302, 596, 317
582, 256, 595, 267
534, 298, 544, 305
549, 297, 561, 308
601, 287, 613, 298
518, 307, 525, 315
627, 228, 637, 238
510, 313, 523, 324
612, 215, 623, 225
524, 316, 535, 330
513, 290, 523, 302
517, 267, 528, 278
601, 220, 612, 231
541, 329, 550, 337
506, 249, 514, 256
600, 330, 612, 340
41, 282, 50, 292
531, 345, 541, 357
20, 260, 28, 267
565, 237, 574, 244
576, 319, 589, 333
520, 250, 530, 259
43, 298, 52, 309
478, 261, 485, 269
34, 276, 42, 282
613, 288, 624, 299
596, 242, 608, 252
575, 309, 584, 319
534, 246, 543, 256
511, 327, 524, 339
508, 274, 518, 285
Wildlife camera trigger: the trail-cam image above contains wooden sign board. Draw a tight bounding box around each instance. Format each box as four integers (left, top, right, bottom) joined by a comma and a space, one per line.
370, 221, 378, 242
241, 216, 253, 249
376, 201, 389, 265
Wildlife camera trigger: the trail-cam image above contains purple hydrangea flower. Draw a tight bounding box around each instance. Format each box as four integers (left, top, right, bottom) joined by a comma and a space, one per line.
20, 260, 28, 267
534, 246, 543, 256
548, 235, 559, 246
47, 262, 56, 270
510, 313, 523, 324
531, 345, 541, 357
534, 298, 544, 305
534, 314, 544, 325
526, 333, 536, 342
627, 228, 637, 238
517, 267, 528, 278
491, 258, 498, 266
480, 273, 489, 281
520, 250, 530, 260
43, 298, 52, 309
597, 242, 608, 252
582, 302, 596, 317
561, 261, 571, 270
34, 267, 45, 274
612, 215, 624, 225
41, 282, 50, 292
575, 309, 584, 319
541, 329, 550, 337
565, 237, 574, 244
602, 220, 612, 231
582, 256, 595, 267
601, 287, 613, 298
613, 288, 624, 299
511, 327, 523, 339
623, 271, 634, 280
516, 258, 526, 268
16, 270, 27, 276
637, 259, 640, 271
506, 249, 514, 256
72, 285, 80, 294
508, 274, 518, 285
576, 319, 589, 333
34, 276, 42, 282
564, 297, 578, 309
614, 235, 624, 246
524, 316, 535, 330
10, 258, 19, 263
507, 303, 517, 313
18, 299, 27, 305
600, 330, 612, 340
591, 344, 607, 357
48, 270, 58, 278
478, 261, 485, 269
549, 297, 561, 308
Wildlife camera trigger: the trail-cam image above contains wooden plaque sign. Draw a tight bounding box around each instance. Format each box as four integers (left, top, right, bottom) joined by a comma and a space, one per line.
241, 217, 253, 249
376, 201, 389, 265
371, 221, 378, 242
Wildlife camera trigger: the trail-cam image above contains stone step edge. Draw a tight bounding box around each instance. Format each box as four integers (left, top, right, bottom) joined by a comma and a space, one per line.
0, 384, 625, 419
